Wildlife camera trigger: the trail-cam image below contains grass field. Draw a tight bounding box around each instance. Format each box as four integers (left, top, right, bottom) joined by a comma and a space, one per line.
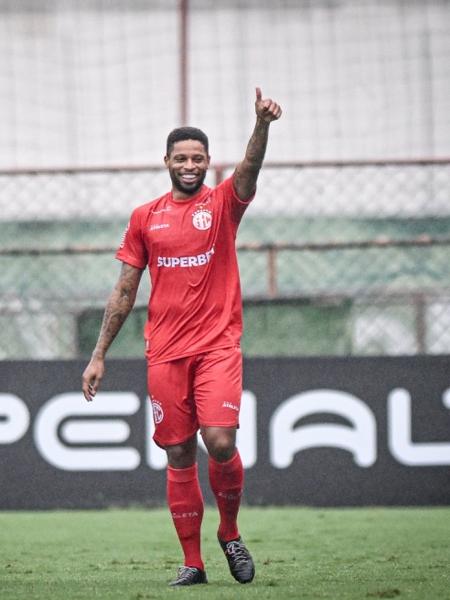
1, 507, 449, 600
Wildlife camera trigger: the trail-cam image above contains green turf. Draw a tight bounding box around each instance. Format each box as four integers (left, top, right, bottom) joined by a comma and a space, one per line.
0, 507, 449, 600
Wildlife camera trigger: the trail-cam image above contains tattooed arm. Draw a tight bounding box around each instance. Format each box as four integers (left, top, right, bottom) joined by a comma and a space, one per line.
82, 262, 143, 401
233, 87, 282, 201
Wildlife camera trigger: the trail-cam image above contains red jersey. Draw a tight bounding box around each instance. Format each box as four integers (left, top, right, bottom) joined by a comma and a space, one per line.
116, 176, 253, 365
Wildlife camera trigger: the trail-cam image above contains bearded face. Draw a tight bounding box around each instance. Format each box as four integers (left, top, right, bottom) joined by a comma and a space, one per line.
165, 140, 210, 198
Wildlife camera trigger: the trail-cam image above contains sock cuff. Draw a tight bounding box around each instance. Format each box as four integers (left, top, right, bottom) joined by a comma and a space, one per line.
167, 463, 198, 483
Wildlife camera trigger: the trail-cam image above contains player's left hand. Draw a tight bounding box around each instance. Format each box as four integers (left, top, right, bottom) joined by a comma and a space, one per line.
255, 87, 282, 123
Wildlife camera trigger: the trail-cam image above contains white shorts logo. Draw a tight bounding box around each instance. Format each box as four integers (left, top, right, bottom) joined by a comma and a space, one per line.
151, 400, 164, 424
222, 401, 239, 412
192, 209, 212, 230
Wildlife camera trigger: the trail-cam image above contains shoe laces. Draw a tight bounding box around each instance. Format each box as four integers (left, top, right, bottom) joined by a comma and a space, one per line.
176, 566, 198, 581
225, 540, 250, 565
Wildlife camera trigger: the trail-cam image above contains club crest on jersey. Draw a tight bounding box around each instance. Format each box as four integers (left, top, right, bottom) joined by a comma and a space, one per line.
151, 399, 164, 424
192, 209, 212, 231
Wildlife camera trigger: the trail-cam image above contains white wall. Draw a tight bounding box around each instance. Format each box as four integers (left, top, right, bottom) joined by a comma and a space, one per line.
0, 0, 448, 168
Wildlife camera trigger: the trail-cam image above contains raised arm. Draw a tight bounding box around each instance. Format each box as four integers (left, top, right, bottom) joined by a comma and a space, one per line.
81, 262, 143, 401
233, 87, 282, 201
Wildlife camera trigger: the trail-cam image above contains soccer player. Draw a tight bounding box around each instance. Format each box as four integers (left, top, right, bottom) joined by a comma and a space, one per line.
81, 87, 282, 586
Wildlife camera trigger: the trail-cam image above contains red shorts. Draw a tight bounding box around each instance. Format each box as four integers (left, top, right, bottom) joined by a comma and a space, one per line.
147, 346, 242, 448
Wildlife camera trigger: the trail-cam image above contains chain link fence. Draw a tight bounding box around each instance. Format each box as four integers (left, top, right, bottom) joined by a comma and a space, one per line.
1, 159, 449, 359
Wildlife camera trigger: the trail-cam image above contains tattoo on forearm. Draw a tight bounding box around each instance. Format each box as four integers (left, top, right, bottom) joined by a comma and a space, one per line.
92, 265, 141, 357
244, 118, 270, 170
234, 119, 270, 199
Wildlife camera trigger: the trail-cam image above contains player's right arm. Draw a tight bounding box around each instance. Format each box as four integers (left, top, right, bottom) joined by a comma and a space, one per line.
81, 262, 143, 401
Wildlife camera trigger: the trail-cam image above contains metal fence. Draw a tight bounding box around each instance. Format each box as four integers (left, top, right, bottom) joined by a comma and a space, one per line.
1, 159, 449, 359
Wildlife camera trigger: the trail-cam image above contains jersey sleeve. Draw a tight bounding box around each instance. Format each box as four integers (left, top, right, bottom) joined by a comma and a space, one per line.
217, 175, 255, 224
115, 207, 148, 269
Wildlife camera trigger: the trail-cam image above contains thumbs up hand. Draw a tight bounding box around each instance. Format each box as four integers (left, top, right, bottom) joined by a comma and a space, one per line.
255, 87, 282, 123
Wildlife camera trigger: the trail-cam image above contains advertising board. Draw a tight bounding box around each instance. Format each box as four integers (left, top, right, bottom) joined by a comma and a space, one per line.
1, 357, 449, 508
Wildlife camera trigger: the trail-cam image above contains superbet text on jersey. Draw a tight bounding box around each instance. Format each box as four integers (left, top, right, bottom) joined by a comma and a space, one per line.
116, 177, 254, 365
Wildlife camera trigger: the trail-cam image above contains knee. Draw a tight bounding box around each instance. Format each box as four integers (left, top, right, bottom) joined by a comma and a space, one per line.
202, 427, 236, 462
165, 434, 197, 468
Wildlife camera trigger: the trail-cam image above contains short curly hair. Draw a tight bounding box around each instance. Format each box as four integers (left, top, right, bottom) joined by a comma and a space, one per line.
166, 126, 209, 156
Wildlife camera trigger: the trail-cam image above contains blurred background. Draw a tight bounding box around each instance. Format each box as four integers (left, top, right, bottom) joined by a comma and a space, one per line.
0, 0, 449, 360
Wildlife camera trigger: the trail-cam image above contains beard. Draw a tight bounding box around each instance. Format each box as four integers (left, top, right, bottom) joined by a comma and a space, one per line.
169, 169, 207, 196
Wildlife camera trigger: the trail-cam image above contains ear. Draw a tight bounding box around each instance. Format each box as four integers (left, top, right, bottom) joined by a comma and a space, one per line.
164, 155, 169, 167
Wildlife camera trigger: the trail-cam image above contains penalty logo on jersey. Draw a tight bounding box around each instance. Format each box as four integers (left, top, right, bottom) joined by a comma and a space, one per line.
119, 222, 130, 249
192, 209, 212, 230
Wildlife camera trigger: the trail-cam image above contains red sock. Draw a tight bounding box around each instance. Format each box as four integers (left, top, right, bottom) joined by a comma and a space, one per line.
167, 463, 204, 570
208, 450, 244, 542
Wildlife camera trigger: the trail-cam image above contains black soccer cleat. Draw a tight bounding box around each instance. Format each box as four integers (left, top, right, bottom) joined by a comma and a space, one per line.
169, 566, 208, 587
218, 536, 255, 583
